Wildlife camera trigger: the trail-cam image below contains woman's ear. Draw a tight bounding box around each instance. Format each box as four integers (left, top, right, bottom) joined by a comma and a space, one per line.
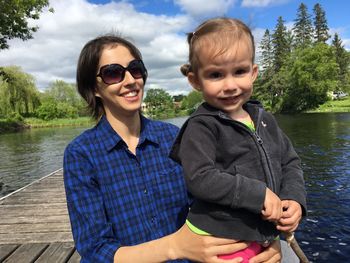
187, 72, 201, 91
94, 86, 101, 98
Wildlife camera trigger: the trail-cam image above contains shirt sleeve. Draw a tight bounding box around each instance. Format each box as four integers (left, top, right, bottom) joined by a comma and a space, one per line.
175, 118, 266, 214
278, 129, 307, 215
63, 142, 120, 263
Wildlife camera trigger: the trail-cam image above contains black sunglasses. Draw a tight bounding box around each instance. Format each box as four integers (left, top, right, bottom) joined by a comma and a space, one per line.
96, 59, 147, 85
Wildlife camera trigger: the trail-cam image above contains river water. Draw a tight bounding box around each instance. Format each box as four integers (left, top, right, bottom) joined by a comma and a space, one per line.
0, 113, 349, 262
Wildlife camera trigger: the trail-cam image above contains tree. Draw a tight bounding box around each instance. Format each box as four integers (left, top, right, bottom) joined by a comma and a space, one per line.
0, 66, 40, 117
37, 80, 87, 119
44, 80, 85, 108
293, 3, 313, 48
332, 33, 350, 91
0, 0, 52, 50
144, 88, 174, 118
313, 3, 330, 44
181, 90, 203, 114
259, 29, 274, 73
272, 16, 290, 72
282, 43, 338, 112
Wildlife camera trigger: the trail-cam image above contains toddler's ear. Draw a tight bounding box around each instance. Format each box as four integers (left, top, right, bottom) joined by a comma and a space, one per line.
252, 64, 259, 81
188, 72, 201, 91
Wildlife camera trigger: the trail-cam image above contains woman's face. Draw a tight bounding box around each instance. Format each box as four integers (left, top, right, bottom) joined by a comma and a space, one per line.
95, 44, 144, 118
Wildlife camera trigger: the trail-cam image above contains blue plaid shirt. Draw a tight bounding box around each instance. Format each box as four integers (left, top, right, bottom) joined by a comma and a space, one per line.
63, 115, 191, 263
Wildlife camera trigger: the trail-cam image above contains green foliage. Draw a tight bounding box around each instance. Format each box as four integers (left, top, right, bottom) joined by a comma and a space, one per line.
332, 33, 350, 90
181, 90, 203, 114
0, 0, 51, 49
259, 29, 273, 72
313, 3, 330, 43
144, 88, 174, 118
173, 94, 184, 102
272, 16, 290, 71
0, 66, 41, 117
255, 2, 349, 114
308, 96, 350, 113
293, 3, 313, 48
282, 44, 338, 112
35, 100, 78, 120
41, 80, 87, 116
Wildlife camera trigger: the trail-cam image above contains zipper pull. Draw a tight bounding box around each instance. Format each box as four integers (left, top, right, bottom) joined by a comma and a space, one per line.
254, 132, 263, 144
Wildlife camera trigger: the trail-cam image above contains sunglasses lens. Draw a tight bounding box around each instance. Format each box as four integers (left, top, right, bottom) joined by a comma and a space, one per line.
128, 60, 145, 79
101, 64, 124, 84
98, 60, 146, 84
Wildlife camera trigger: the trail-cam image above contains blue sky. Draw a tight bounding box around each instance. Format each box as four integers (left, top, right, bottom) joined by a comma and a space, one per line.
89, 0, 350, 33
0, 0, 349, 94
89, 0, 350, 40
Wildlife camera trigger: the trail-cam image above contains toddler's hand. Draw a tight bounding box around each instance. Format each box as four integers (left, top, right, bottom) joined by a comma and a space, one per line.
261, 188, 282, 222
277, 200, 302, 232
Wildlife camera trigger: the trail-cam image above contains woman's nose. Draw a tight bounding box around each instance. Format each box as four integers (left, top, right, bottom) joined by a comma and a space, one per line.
123, 70, 136, 85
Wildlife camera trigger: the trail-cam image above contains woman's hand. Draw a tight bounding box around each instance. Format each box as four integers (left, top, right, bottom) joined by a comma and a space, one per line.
170, 224, 248, 263
249, 240, 281, 263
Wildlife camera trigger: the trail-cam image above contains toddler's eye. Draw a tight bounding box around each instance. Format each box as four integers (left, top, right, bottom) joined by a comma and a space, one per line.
236, 69, 247, 75
209, 72, 222, 79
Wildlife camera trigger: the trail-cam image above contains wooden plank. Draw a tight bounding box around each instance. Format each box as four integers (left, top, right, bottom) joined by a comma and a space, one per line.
0, 207, 68, 217
0, 170, 80, 262
2, 243, 48, 263
0, 214, 70, 224
67, 250, 81, 263
0, 170, 74, 244
3, 197, 66, 205
0, 232, 73, 245
0, 244, 19, 262
0, 223, 71, 234
35, 242, 75, 263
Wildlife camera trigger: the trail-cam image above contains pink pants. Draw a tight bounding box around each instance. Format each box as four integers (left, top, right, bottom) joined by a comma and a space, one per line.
218, 242, 262, 263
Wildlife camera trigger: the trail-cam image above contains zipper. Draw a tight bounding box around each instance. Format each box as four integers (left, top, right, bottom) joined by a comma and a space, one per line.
218, 109, 277, 191
253, 108, 277, 192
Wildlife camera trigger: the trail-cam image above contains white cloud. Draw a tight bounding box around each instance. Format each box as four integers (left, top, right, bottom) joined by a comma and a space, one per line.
174, 0, 237, 18
0, 0, 193, 94
241, 0, 290, 8
1, 0, 347, 96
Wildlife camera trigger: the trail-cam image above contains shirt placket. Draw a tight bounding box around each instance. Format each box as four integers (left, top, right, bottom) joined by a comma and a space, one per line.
134, 151, 161, 235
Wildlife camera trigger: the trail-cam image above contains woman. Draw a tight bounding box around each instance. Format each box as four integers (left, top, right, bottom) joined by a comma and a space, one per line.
63, 34, 289, 263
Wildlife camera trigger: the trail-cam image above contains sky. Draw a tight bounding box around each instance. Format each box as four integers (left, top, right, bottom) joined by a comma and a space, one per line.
0, 0, 349, 95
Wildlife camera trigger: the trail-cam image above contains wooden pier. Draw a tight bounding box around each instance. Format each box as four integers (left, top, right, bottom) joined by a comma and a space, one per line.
0, 169, 80, 262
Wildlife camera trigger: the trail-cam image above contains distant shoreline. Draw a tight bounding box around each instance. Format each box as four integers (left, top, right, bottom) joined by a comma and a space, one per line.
1, 98, 349, 134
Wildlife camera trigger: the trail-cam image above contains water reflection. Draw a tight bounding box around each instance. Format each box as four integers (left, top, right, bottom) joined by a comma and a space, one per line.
0, 126, 91, 197
275, 113, 350, 262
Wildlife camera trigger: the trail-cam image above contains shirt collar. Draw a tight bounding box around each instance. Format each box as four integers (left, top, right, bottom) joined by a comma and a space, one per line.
96, 115, 160, 152
139, 115, 160, 146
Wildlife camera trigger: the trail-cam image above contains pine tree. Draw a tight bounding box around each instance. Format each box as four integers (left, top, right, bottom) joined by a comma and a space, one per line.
313, 3, 330, 43
259, 29, 273, 73
272, 16, 290, 71
332, 33, 350, 90
293, 3, 313, 48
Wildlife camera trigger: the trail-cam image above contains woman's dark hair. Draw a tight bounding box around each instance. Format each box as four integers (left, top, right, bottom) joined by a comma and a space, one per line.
76, 34, 145, 120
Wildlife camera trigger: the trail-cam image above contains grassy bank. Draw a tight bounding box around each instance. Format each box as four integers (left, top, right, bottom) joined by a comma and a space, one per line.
25, 117, 95, 128
0, 117, 95, 134
0, 119, 30, 133
307, 97, 350, 113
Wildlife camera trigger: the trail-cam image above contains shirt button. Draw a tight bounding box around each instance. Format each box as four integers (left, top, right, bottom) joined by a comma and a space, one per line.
144, 188, 148, 194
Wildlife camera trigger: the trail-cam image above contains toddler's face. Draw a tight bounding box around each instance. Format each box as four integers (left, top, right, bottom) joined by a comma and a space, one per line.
189, 40, 258, 120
